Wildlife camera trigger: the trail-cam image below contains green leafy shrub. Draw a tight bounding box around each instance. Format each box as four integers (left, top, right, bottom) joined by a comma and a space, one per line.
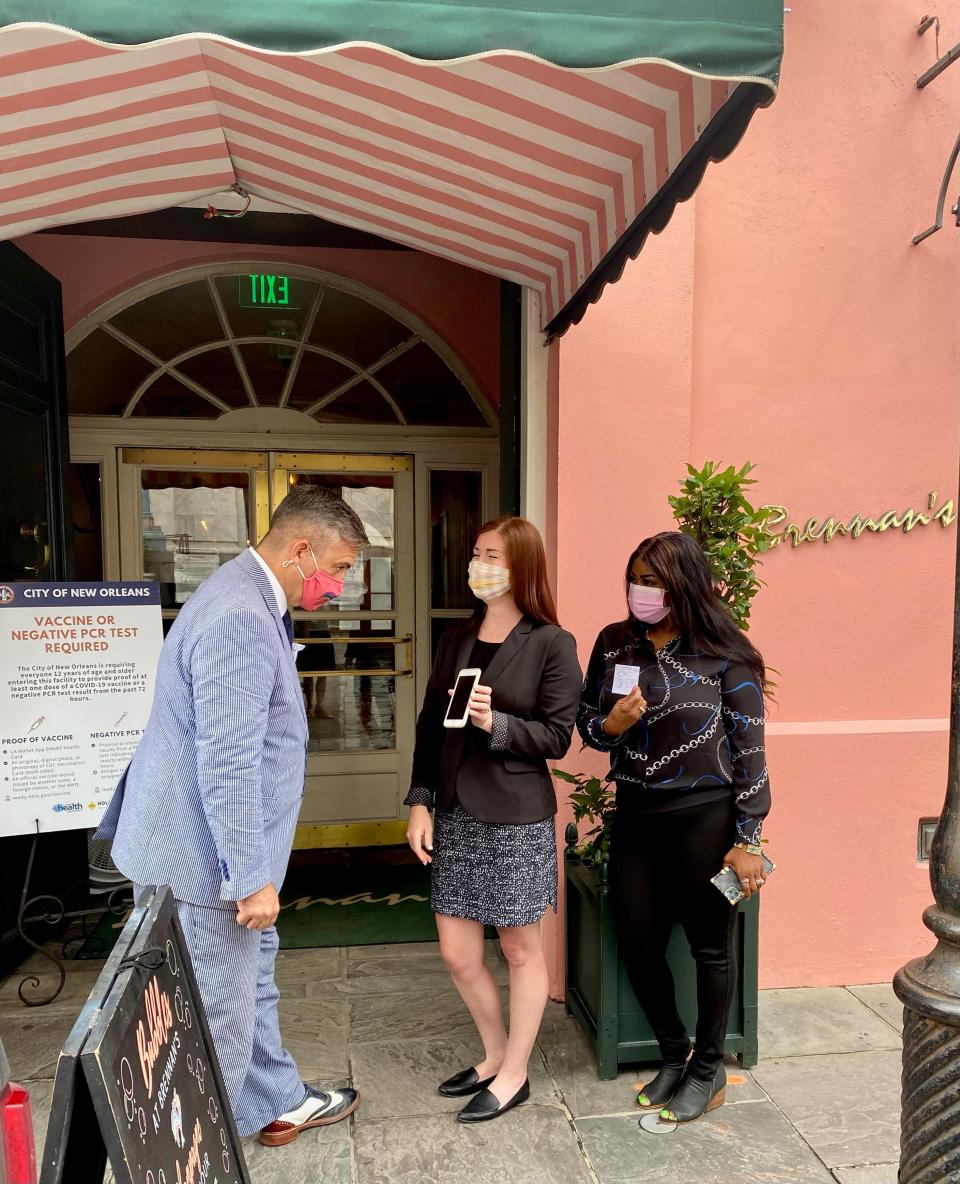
553, 768, 616, 867
668, 461, 773, 630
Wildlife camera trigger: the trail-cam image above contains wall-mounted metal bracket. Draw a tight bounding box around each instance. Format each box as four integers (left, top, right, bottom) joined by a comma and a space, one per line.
912, 14, 960, 243
912, 127, 960, 243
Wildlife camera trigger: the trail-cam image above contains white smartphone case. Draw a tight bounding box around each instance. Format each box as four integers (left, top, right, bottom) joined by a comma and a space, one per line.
443, 668, 481, 728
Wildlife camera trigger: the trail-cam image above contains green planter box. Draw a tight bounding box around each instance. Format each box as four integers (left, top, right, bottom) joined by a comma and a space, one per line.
564, 840, 759, 1079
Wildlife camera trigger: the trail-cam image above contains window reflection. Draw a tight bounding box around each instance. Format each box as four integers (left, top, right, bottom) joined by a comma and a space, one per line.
429, 468, 483, 658
430, 470, 482, 610
292, 623, 397, 752
140, 470, 250, 608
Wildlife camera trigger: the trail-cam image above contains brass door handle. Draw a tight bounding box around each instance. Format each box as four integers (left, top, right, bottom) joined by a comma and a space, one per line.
296, 634, 413, 678
19, 521, 50, 575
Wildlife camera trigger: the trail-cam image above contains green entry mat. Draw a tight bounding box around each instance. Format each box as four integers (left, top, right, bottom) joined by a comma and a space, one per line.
76, 849, 436, 958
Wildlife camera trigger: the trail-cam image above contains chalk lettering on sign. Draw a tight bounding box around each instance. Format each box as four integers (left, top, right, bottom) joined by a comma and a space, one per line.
175, 1117, 205, 1184
137, 976, 174, 1098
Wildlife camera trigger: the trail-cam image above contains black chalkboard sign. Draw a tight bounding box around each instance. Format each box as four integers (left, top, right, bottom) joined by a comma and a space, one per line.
40, 887, 250, 1184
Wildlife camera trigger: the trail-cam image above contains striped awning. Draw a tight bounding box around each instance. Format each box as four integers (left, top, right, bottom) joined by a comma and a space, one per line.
0, 5, 782, 334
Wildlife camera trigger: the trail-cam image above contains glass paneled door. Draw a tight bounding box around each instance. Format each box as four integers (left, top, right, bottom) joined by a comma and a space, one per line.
118, 449, 415, 843
271, 454, 414, 838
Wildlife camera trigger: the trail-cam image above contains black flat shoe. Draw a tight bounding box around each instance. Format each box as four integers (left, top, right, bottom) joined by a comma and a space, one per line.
660, 1063, 726, 1123
438, 1068, 496, 1098
456, 1080, 530, 1123
635, 1060, 688, 1110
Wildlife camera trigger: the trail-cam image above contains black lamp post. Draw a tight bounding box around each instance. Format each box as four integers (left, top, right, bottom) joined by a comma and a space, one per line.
894, 22, 960, 1180
894, 500, 960, 1180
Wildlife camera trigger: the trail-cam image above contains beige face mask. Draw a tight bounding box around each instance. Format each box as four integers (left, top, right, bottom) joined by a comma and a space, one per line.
468, 559, 511, 601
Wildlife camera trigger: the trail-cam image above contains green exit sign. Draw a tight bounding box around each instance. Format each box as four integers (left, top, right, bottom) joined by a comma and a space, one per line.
239, 273, 301, 309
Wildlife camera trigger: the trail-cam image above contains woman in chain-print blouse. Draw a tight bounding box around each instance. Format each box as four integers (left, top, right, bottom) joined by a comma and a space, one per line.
579, 531, 771, 1127
578, 622, 769, 848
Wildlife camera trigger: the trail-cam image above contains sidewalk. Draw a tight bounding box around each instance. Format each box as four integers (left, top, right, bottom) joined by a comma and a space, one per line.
0, 941, 902, 1183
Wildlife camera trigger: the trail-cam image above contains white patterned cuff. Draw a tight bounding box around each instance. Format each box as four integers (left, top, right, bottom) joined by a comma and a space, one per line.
489, 710, 511, 752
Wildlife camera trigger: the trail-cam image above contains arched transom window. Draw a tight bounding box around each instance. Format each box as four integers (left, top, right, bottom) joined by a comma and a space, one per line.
67, 267, 493, 428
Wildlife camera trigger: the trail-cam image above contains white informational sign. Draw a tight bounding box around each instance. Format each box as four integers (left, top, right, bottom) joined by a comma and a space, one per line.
0, 581, 163, 837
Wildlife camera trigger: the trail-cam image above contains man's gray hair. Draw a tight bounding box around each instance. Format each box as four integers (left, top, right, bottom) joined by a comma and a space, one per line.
268, 484, 369, 549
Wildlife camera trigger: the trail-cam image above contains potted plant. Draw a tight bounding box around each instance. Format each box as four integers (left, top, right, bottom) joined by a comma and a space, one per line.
557, 461, 772, 1079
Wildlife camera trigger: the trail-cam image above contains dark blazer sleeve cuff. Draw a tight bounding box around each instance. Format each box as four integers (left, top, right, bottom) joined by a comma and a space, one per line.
488, 710, 511, 752
404, 785, 435, 808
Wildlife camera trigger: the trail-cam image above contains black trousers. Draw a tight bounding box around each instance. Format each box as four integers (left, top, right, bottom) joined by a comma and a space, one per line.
609, 796, 739, 1078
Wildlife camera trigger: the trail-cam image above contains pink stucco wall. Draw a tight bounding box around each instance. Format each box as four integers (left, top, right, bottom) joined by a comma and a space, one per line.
17, 234, 501, 409
555, 0, 960, 989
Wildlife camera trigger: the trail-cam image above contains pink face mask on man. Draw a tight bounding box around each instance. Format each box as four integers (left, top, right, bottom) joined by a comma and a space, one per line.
288, 546, 344, 610
628, 583, 670, 624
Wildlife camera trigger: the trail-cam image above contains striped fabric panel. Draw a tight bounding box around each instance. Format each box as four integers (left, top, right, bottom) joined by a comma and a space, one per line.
0, 23, 762, 324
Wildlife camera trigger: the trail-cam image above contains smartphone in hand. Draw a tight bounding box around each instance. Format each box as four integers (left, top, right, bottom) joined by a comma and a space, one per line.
443, 668, 481, 728
711, 852, 776, 905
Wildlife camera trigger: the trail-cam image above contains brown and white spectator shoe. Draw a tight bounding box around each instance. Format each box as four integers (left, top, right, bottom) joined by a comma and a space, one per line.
259, 1085, 360, 1146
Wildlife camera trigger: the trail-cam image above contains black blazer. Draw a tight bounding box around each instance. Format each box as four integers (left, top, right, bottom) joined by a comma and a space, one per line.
408, 617, 583, 825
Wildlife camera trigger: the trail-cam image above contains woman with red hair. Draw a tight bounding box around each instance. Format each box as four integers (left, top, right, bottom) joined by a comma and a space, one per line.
405, 516, 582, 1124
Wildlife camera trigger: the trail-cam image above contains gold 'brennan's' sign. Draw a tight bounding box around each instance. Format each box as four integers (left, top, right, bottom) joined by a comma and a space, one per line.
762, 491, 957, 548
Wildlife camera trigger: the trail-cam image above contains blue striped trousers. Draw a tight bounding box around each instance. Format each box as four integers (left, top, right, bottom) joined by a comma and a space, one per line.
139, 889, 304, 1135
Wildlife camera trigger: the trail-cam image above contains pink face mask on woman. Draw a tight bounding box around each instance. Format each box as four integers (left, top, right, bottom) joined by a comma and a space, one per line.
628, 584, 670, 624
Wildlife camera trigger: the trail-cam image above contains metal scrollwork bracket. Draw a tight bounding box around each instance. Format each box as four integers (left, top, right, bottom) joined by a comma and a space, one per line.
912, 13, 960, 244
16, 819, 132, 1007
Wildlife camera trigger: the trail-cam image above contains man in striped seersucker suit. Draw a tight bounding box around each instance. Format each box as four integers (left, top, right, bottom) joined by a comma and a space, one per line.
98, 485, 368, 1146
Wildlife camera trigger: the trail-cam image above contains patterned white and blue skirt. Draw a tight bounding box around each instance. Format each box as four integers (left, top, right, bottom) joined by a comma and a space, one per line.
431, 804, 558, 928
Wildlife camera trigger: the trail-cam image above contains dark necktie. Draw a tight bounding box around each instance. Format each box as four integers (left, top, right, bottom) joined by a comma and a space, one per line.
282, 610, 294, 646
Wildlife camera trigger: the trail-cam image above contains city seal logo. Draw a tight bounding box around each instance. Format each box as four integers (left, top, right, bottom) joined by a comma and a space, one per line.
0, 586, 15, 606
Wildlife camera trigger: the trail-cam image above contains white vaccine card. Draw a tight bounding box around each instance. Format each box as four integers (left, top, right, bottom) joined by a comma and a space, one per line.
612, 664, 641, 695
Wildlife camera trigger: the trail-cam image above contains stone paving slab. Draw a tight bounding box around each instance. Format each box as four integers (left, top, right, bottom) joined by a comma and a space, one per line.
536, 1014, 767, 1118
752, 1050, 901, 1169
354, 1105, 595, 1184
577, 1100, 835, 1183
349, 987, 498, 1045
0, 943, 915, 1184
759, 988, 902, 1058
277, 998, 350, 1079
275, 946, 343, 987
351, 1033, 558, 1122
347, 959, 508, 990
24, 1076, 54, 1150
535, 1018, 641, 1117
831, 1166, 899, 1183
846, 985, 903, 1035
1, 1006, 77, 1080
241, 1130, 353, 1184
0, 964, 104, 1014
338, 970, 500, 998
345, 939, 500, 973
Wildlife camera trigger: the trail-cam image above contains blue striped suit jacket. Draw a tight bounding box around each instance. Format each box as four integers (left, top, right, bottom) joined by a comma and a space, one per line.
97, 550, 308, 908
